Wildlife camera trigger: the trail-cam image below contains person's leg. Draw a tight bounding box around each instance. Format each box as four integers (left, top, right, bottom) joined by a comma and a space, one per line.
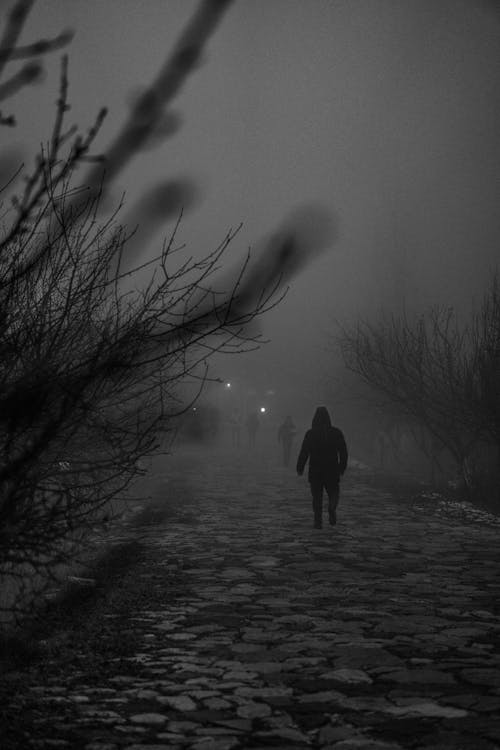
310, 480, 323, 528
326, 480, 340, 525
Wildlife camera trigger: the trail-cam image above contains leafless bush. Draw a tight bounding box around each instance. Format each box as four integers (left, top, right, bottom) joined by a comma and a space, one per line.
0, 0, 335, 621
339, 276, 500, 507
341, 310, 468, 452
0, 149, 285, 619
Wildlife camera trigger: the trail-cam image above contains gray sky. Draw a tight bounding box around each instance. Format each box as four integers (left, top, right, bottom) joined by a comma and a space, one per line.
7, 0, 500, 404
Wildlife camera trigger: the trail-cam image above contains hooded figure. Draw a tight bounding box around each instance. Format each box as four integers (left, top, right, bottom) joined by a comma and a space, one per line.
296, 406, 348, 529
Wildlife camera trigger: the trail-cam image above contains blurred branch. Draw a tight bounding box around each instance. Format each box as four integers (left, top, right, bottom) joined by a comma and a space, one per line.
83, 0, 235, 193
0, 0, 73, 127
0, 58, 42, 101
1, 28, 73, 61
0, 0, 35, 80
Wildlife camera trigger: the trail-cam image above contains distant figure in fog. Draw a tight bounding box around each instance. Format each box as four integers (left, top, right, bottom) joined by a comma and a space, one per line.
278, 415, 297, 466
297, 406, 348, 529
246, 411, 259, 448
229, 408, 242, 448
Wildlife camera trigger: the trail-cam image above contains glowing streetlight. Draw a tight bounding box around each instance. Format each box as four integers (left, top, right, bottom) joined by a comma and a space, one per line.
225, 382, 232, 389
260, 406, 266, 414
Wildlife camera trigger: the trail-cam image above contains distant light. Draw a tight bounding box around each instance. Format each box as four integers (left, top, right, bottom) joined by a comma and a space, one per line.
225, 382, 232, 389
260, 406, 266, 413
192, 407, 197, 411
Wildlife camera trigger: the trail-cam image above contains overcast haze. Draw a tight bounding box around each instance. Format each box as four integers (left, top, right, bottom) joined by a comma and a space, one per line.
9, 0, 500, 404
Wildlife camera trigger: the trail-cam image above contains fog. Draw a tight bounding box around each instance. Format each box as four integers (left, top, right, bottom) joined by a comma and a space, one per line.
8, 0, 500, 426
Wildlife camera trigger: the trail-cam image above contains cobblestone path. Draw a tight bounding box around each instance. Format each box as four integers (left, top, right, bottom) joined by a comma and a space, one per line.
2, 447, 500, 749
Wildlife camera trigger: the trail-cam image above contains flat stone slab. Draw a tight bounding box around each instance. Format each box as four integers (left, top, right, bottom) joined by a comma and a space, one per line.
461, 668, 500, 686
156, 695, 197, 711
236, 701, 272, 718
380, 668, 456, 684
130, 713, 168, 725
385, 700, 468, 718
321, 668, 373, 684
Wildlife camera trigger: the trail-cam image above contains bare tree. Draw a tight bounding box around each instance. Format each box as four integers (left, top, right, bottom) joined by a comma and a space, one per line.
0, 169, 282, 618
0, 1, 333, 619
338, 277, 500, 508
339, 309, 476, 482
469, 275, 500, 444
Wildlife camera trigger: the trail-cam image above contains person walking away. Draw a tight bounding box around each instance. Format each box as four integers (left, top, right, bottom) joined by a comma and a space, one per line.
246, 411, 259, 448
278, 415, 297, 467
297, 406, 348, 529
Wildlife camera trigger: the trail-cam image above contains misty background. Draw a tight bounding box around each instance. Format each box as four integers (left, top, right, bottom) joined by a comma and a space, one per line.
8, 0, 500, 428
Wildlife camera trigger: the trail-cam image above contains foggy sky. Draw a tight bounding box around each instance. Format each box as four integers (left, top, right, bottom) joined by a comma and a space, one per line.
6, 0, 500, 404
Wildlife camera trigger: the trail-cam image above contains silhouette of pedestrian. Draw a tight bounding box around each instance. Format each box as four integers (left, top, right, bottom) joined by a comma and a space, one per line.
246, 411, 259, 448
278, 415, 297, 467
297, 406, 348, 529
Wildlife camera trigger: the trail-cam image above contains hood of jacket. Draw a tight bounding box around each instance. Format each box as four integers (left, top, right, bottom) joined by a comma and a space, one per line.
311, 406, 332, 432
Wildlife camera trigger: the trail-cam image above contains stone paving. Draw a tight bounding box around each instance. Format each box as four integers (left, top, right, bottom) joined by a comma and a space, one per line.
1, 446, 500, 749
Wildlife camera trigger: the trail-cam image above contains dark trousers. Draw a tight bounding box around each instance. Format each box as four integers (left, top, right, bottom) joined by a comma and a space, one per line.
310, 477, 339, 525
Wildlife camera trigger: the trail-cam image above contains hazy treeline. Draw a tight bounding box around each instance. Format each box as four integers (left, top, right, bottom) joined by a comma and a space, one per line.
335, 275, 500, 510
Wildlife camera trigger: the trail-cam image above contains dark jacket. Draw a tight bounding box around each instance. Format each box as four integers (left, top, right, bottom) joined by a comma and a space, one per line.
296, 407, 348, 482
